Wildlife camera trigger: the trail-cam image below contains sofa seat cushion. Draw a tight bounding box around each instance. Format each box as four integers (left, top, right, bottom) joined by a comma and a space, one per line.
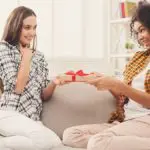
52, 145, 85, 150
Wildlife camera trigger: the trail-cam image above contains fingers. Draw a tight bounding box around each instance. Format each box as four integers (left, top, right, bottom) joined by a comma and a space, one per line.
97, 87, 106, 91
86, 77, 101, 84
90, 72, 104, 77
54, 77, 71, 86
59, 80, 71, 85
52, 78, 60, 85
86, 77, 107, 91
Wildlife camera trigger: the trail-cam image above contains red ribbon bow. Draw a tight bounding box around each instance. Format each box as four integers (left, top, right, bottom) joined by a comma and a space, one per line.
65, 70, 89, 81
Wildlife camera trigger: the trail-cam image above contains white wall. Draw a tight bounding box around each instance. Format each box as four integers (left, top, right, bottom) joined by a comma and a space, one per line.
84, 0, 105, 58
0, 0, 111, 76
53, 0, 83, 57
49, 0, 110, 76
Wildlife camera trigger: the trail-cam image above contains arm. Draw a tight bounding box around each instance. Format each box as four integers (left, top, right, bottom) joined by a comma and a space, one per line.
117, 82, 150, 108
39, 54, 56, 101
40, 54, 73, 101
41, 77, 68, 101
41, 80, 56, 101
109, 89, 121, 99
88, 76, 150, 108
15, 47, 33, 94
15, 55, 31, 94
89, 72, 122, 99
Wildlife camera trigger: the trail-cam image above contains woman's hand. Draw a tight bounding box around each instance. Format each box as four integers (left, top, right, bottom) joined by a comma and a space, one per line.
89, 72, 104, 77
52, 77, 71, 86
87, 74, 123, 92
15, 45, 34, 94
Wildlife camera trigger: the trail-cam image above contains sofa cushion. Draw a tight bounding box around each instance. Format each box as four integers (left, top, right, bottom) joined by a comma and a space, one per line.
41, 82, 116, 138
52, 145, 85, 150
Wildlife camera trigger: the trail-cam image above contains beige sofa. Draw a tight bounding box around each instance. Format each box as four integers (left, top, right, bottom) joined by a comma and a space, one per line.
41, 82, 116, 150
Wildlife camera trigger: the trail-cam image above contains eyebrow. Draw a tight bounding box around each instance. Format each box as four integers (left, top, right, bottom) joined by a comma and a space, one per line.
23, 24, 37, 27
138, 25, 143, 30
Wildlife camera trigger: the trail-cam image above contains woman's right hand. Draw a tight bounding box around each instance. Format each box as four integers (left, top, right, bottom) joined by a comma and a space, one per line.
20, 45, 33, 61
89, 72, 105, 77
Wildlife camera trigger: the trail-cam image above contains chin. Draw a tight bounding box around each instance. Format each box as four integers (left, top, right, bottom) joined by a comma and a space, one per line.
143, 45, 150, 49
21, 43, 30, 47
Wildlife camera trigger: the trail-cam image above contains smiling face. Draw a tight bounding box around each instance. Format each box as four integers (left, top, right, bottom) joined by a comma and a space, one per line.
133, 21, 150, 48
19, 15, 37, 47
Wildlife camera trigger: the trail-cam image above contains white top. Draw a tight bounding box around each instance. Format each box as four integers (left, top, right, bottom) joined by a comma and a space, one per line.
124, 63, 150, 120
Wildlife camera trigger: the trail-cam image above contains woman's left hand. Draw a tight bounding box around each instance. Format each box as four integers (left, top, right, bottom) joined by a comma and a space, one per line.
52, 77, 71, 86
87, 75, 123, 92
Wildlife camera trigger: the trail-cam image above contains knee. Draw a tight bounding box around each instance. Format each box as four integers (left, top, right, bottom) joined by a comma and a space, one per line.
88, 132, 114, 150
39, 133, 62, 149
63, 127, 77, 147
30, 130, 62, 149
63, 127, 87, 148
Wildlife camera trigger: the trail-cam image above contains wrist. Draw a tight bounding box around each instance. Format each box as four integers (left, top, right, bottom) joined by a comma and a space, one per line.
51, 79, 57, 86
115, 81, 125, 95
21, 54, 32, 62
111, 80, 123, 94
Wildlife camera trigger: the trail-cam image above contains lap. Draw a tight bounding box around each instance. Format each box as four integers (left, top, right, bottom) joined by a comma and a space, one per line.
65, 115, 150, 137
0, 110, 55, 137
98, 115, 150, 137
65, 122, 117, 135
0, 110, 62, 150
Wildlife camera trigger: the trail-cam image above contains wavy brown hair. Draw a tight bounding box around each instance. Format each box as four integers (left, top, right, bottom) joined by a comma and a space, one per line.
130, 0, 150, 43
2, 6, 37, 50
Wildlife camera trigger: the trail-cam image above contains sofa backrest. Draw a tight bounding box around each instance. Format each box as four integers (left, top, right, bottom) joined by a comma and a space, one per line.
41, 82, 116, 138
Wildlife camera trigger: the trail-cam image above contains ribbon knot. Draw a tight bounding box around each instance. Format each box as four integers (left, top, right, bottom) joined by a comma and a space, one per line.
65, 70, 89, 81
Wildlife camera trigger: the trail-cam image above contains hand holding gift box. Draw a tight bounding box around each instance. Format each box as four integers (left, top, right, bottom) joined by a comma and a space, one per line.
58, 70, 101, 82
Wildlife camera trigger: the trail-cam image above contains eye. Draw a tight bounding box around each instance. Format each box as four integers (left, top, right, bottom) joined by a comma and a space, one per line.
23, 25, 31, 30
139, 28, 145, 33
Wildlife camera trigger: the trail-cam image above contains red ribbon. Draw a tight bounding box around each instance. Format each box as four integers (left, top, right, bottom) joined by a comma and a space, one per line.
65, 70, 89, 81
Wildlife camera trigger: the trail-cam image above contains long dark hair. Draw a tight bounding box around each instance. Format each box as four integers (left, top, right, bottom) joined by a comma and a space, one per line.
2, 6, 37, 50
130, 0, 150, 42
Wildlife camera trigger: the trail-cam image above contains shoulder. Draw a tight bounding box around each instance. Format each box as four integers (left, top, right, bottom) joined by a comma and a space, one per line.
34, 50, 45, 60
130, 50, 147, 61
34, 51, 49, 69
0, 41, 15, 50
133, 50, 143, 57
34, 50, 48, 65
0, 41, 16, 57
